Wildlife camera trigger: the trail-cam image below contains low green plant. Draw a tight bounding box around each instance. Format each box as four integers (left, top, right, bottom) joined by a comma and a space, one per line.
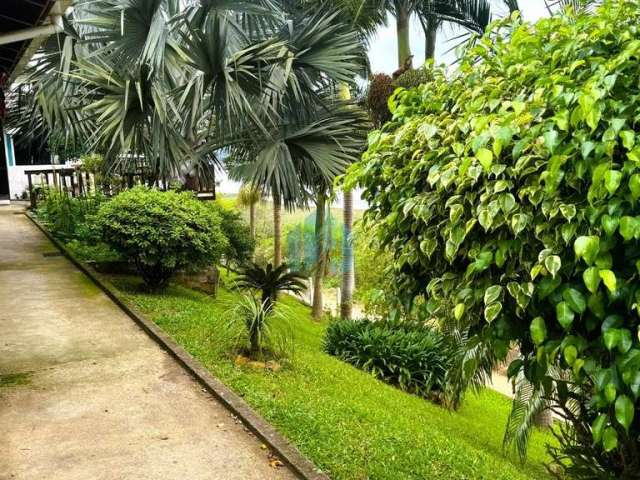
226, 294, 293, 359
235, 262, 306, 312
95, 187, 227, 290
36, 187, 105, 242
324, 319, 452, 400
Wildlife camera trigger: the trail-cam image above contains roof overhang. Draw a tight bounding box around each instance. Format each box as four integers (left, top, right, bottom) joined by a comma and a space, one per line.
0, 0, 73, 84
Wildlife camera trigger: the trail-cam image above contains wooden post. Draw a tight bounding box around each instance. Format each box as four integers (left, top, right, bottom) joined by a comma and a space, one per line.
77, 171, 84, 197
70, 172, 76, 197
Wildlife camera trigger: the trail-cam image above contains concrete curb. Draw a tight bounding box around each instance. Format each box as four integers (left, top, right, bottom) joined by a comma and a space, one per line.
25, 211, 330, 480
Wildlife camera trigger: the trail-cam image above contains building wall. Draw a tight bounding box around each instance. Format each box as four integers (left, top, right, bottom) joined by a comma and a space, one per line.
3, 134, 56, 199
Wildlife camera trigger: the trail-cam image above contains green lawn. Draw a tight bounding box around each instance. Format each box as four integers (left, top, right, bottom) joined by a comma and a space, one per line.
111, 275, 554, 480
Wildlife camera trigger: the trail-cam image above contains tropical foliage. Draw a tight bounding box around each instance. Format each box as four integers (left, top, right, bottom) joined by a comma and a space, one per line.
235, 262, 306, 312
349, 1, 640, 477
96, 187, 227, 290
324, 318, 452, 399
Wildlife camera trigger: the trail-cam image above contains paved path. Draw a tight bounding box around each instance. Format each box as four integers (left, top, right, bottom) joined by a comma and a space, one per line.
0, 206, 296, 480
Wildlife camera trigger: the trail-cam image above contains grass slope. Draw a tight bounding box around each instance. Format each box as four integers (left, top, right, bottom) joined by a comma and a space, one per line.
112, 276, 553, 480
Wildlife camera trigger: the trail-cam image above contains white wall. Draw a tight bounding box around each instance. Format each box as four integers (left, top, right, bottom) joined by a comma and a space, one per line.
8, 164, 58, 199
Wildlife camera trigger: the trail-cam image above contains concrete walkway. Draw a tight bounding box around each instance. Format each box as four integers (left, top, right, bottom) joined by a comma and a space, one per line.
0, 206, 295, 480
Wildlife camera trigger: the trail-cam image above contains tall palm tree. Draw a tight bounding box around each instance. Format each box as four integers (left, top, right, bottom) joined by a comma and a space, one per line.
230, 91, 369, 291
237, 183, 261, 239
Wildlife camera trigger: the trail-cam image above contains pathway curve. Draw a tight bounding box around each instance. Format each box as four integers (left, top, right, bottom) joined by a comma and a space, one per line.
0, 205, 296, 480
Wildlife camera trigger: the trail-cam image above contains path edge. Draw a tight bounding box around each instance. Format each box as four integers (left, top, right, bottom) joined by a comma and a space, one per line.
25, 211, 329, 480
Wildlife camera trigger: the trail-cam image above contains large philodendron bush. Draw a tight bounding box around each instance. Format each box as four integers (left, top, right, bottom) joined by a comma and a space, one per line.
350, 2, 640, 477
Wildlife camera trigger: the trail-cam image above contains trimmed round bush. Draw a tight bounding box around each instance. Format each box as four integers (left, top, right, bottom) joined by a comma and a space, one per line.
350, 2, 640, 476
96, 187, 227, 290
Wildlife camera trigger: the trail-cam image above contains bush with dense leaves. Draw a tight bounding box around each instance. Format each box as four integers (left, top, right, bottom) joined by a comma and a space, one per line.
349, 3, 640, 477
37, 187, 106, 242
324, 319, 451, 399
96, 187, 227, 290
209, 203, 255, 266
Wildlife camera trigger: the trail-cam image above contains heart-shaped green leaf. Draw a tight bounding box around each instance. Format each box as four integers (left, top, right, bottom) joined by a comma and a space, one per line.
601, 214, 619, 236
604, 328, 621, 351
484, 302, 502, 323
484, 285, 503, 305
574, 236, 600, 265
564, 345, 578, 365
556, 301, 575, 330
583, 267, 601, 293
530, 317, 547, 345
599, 269, 617, 292
630, 174, 640, 200
454, 303, 465, 320
604, 170, 623, 195
592, 414, 608, 443
615, 395, 634, 432
477, 148, 493, 172
545, 255, 561, 278
619, 216, 639, 241
603, 427, 618, 452
563, 288, 586, 314
620, 130, 636, 150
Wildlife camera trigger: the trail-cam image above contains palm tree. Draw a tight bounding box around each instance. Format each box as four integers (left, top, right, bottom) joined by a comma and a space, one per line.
237, 183, 261, 239
231, 92, 369, 310
236, 262, 307, 313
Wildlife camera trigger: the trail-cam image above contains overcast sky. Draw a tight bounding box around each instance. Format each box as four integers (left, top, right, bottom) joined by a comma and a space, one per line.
367, 2, 550, 74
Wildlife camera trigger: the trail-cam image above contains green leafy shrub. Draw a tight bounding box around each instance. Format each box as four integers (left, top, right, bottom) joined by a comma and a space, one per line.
209, 204, 255, 266
36, 188, 106, 242
324, 319, 451, 399
349, 3, 640, 477
96, 187, 227, 290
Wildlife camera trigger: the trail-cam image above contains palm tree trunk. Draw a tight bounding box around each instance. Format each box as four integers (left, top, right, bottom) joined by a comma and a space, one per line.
312, 193, 327, 320
337, 82, 355, 320
424, 15, 437, 60
396, 3, 412, 68
341, 188, 354, 320
273, 191, 282, 267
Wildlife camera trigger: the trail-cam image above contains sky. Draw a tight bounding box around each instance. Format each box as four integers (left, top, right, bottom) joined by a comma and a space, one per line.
367, 2, 550, 74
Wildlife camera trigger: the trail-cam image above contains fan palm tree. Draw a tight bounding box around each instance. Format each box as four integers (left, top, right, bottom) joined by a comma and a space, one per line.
10, 1, 365, 180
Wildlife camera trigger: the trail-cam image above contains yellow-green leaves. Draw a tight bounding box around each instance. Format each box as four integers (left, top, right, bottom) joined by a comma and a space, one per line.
619, 216, 640, 241
583, 267, 601, 293
476, 148, 493, 172
454, 303, 465, 320
621, 130, 636, 150
574, 236, 600, 265
599, 269, 617, 292
604, 170, 623, 195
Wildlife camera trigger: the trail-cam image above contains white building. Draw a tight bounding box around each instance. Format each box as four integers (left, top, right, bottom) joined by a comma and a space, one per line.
0, 0, 71, 204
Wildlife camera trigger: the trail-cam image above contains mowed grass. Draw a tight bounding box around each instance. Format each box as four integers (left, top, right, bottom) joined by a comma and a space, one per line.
111, 275, 554, 480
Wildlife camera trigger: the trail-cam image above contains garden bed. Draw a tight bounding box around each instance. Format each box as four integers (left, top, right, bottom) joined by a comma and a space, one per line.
110, 274, 555, 480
